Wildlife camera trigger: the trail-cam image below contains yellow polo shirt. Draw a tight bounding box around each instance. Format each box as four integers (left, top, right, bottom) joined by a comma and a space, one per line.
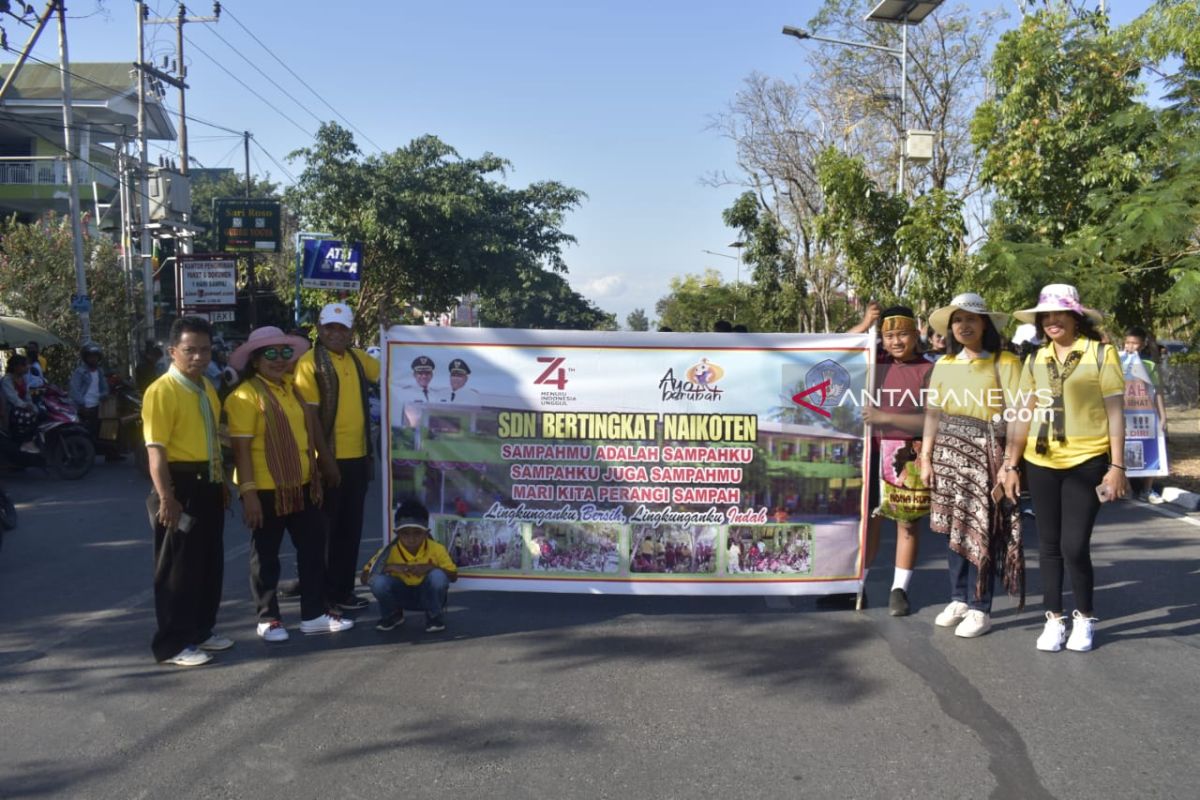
927, 350, 1022, 422
142, 373, 221, 463
1020, 338, 1125, 469
364, 537, 458, 587
223, 376, 311, 490
293, 348, 380, 459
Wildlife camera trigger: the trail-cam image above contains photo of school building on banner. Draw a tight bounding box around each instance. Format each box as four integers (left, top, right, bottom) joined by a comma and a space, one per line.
380, 326, 874, 596
1123, 351, 1168, 478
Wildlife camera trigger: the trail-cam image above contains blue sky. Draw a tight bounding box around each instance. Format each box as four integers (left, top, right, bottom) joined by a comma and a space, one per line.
49, 0, 1151, 325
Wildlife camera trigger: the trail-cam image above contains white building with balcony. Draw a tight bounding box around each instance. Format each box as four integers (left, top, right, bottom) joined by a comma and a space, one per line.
0, 62, 175, 224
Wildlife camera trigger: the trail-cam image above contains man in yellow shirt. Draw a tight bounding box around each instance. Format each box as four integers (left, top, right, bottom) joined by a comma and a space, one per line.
361, 500, 457, 632
142, 317, 230, 667
294, 303, 381, 612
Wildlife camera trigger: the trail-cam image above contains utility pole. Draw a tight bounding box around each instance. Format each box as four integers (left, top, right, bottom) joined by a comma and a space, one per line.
0, 1, 56, 104
135, 1, 156, 344
244, 130, 257, 327
144, 4, 218, 263
55, 0, 90, 342
145, 2, 220, 180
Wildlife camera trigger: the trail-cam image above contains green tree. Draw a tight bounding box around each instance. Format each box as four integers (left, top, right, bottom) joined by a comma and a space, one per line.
626, 308, 650, 331
0, 214, 138, 377
722, 191, 808, 331
286, 124, 586, 335
654, 270, 758, 332
972, 1, 1200, 333
477, 268, 615, 331
814, 148, 906, 304
896, 189, 969, 314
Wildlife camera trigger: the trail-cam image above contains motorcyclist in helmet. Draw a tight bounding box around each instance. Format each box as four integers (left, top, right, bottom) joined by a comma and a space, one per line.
69, 342, 109, 443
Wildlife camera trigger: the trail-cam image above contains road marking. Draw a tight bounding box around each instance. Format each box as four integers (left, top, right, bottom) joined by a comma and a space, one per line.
1134, 499, 1200, 529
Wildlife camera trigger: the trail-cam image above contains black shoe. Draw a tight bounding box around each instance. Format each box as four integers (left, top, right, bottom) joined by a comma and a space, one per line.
375, 611, 404, 631
889, 588, 910, 617
424, 617, 446, 633
337, 595, 370, 612
278, 579, 301, 598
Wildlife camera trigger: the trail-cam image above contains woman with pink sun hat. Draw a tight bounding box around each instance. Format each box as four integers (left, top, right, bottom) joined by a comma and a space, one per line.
1000, 284, 1127, 654
225, 327, 354, 642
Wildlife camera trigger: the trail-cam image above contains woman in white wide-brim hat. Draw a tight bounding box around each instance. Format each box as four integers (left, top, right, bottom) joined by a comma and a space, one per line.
920, 293, 1024, 640
223, 327, 354, 641
999, 284, 1127, 655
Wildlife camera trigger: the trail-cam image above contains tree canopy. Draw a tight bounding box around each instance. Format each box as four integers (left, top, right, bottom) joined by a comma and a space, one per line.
285, 124, 596, 334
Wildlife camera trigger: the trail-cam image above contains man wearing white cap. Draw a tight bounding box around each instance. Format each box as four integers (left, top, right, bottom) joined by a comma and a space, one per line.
294, 302, 381, 612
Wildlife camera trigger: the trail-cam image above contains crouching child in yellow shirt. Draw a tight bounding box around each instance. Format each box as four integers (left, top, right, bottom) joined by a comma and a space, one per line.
361, 499, 458, 633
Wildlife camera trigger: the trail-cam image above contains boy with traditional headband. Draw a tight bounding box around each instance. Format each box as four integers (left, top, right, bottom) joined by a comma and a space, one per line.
848, 304, 934, 615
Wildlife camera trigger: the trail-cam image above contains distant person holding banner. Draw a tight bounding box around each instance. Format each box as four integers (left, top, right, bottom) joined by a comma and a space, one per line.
921, 293, 1023, 640
1123, 326, 1167, 504
848, 304, 934, 616
1000, 284, 1127, 654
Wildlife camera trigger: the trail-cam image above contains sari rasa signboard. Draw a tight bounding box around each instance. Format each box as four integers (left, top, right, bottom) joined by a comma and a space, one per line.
381, 327, 873, 595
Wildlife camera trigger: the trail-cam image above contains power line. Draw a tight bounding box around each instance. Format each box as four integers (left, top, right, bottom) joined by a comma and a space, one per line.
202, 23, 323, 126
158, 104, 244, 136
0, 46, 250, 144
220, 3, 385, 152
182, 32, 313, 139
252, 137, 297, 184
214, 137, 243, 169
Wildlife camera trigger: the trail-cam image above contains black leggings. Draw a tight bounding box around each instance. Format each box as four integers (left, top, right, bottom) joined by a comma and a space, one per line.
1026, 455, 1108, 615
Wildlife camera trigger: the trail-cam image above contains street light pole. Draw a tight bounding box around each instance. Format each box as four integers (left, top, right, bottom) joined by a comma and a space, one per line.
783, 1, 944, 198
782, 25, 904, 192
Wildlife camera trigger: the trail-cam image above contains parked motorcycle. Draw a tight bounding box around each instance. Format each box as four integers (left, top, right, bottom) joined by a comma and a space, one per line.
101, 375, 147, 474
0, 385, 95, 480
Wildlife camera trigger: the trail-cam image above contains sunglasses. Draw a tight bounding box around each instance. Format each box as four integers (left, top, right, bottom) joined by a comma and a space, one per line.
258, 346, 295, 362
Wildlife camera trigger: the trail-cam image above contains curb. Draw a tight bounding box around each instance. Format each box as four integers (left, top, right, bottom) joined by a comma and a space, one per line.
1161, 486, 1200, 512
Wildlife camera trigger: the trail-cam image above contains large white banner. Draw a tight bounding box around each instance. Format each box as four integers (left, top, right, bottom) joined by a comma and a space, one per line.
380, 326, 873, 595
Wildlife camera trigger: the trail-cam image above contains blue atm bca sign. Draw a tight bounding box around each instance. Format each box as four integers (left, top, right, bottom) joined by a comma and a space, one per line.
301, 239, 363, 291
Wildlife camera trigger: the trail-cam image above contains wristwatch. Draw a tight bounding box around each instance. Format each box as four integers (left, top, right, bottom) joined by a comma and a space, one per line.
1002, 463, 1018, 473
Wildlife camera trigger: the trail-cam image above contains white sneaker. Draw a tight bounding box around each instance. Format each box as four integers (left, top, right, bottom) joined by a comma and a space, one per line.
256, 620, 289, 642
1147, 491, 1165, 505
1036, 612, 1068, 652
955, 610, 992, 638
300, 613, 354, 635
163, 646, 212, 667
1066, 610, 1096, 652
935, 601, 969, 627
198, 634, 234, 652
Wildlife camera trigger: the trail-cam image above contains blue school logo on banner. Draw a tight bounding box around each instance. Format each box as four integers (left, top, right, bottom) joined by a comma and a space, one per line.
793, 359, 852, 417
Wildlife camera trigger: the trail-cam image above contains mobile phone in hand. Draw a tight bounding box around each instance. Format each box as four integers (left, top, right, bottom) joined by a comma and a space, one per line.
178, 512, 197, 532
1095, 483, 1112, 503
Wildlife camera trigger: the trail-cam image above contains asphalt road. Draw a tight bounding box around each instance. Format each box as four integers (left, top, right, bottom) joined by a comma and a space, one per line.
1, 460, 1198, 800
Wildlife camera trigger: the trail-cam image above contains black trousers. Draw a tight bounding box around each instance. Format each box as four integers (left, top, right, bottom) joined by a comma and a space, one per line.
323, 457, 371, 604
148, 467, 225, 662
1026, 455, 1108, 615
249, 491, 327, 622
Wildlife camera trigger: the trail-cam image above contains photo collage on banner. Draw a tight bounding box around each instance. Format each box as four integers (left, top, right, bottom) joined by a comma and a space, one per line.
1122, 350, 1168, 478
381, 327, 874, 596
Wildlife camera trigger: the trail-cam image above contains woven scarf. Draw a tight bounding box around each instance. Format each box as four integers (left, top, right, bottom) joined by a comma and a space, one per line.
1034, 348, 1083, 455
165, 365, 223, 483
313, 342, 374, 479
250, 376, 306, 515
